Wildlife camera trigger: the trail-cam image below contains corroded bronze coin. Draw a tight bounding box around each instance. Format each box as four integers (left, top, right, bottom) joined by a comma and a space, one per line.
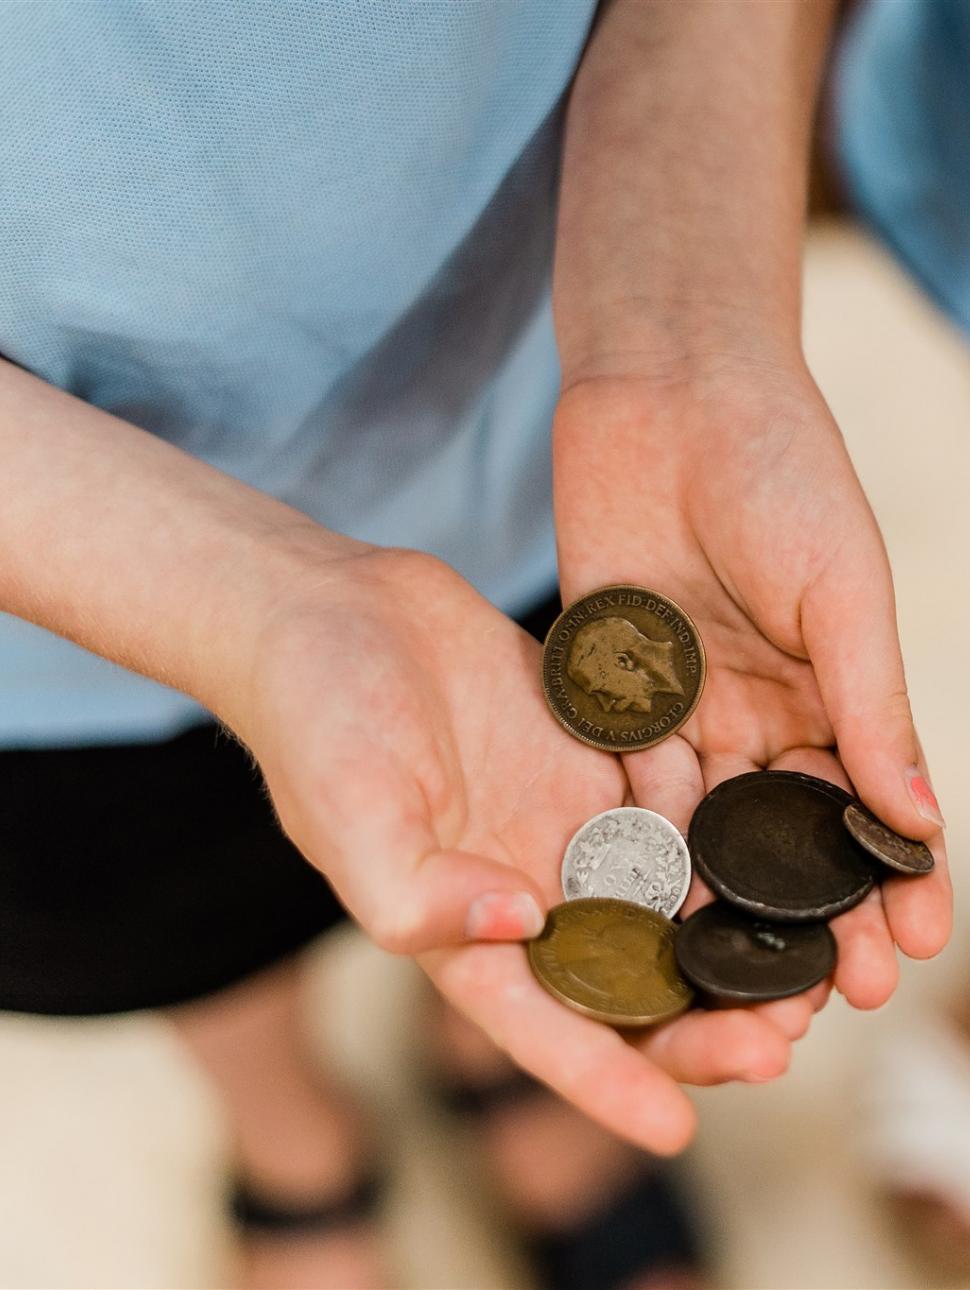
843, 802, 935, 875
527, 898, 693, 1026
541, 586, 706, 752
675, 901, 837, 1004
688, 771, 875, 922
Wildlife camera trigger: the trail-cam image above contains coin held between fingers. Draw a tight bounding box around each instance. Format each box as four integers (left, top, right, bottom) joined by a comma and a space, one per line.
843, 802, 935, 876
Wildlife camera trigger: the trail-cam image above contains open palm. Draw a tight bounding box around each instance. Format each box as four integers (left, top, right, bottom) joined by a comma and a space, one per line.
554, 372, 951, 1011
244, 545, 820, 1152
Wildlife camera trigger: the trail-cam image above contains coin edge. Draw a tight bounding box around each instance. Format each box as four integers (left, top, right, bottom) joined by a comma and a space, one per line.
842, 802, 935, 875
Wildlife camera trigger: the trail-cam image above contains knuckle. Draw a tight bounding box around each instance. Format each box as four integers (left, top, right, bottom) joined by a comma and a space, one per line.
368, 899, 426, 956
884, 686, 914, 728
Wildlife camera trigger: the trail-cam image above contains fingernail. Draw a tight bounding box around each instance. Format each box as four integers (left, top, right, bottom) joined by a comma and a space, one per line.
466, 891, 545, 941
905, 767, 946, 828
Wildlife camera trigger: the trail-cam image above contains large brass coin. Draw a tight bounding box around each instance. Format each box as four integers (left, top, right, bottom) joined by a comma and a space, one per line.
541, 586, 705, 752
527, 898, 694, 1026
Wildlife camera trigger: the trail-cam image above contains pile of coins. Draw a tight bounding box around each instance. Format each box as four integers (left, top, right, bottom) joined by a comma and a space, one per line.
530, 585, 936, 1027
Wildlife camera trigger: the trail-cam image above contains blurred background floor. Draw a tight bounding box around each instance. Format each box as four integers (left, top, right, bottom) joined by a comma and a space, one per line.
1, 220, 967, 1289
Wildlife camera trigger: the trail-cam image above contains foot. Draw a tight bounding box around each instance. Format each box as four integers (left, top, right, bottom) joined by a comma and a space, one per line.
168, 957, 392, 1290
241, 1222, 386, 1290
233, 1146, 388, 1290
431, 1000, 707, 1290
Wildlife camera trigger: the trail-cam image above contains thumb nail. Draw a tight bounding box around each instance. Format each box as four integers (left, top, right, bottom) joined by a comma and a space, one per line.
466, 891, 545, 941
904, 767, 945, 828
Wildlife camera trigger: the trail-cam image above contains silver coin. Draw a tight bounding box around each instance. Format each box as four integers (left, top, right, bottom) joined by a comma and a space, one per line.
561, 807, 691, 918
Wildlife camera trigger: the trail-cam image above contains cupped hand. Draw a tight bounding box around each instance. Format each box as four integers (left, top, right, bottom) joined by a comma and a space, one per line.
554, 369, 951, 1011
234, 542, 819, 1153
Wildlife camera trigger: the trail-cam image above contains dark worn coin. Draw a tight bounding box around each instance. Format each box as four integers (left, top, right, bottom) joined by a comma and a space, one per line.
541, 586, 706, 753
527, 898, 694, 1026
675, 901, 837, 1004
843, 802, 935, 875
688, 770, 875, 922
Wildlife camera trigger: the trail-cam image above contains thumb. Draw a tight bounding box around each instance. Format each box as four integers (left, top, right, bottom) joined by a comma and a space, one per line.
801, 538, 943, 842
326, 810, 547, 955
285, 747, 549, 957
370, 847, 548, 956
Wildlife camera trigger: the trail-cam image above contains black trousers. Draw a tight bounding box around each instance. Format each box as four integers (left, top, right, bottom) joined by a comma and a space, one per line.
0, 591, 560, 1015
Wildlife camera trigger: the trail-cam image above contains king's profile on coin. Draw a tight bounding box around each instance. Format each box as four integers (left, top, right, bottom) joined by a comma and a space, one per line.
541, 585, 706, 752
567, 616, 684, 714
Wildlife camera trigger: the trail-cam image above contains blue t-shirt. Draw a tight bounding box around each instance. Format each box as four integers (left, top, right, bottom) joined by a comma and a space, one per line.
0, 0, 598, 745
838, 0, 970, 333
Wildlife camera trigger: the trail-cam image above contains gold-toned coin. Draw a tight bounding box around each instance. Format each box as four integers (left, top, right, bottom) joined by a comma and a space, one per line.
527, 898, 694, 1026
541, 586, 705, 752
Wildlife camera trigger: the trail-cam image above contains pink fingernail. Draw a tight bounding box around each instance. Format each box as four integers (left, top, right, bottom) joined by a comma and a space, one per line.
466, 891, 545, 941
905, 767, 945, 828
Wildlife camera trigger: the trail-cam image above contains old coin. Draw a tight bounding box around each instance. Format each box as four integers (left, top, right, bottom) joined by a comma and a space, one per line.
843, 802, 935, 875
561, 806, 691, 918
675, 901, 837, 1004
527, 898, 694, 1026
541, 585, 706, 753
688, 770, 875, 922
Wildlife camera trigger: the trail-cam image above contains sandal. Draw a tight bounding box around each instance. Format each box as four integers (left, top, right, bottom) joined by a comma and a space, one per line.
229, 1168, 390, 1290
229, 1170, 385, 1237
433, 1068, 707, 1290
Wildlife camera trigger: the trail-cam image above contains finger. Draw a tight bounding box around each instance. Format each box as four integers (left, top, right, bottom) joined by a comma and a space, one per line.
698, 751, 761, 793
879, 733, 952, 958
829, 887, 899, 1010
770, 744, 949, 964
749, 993, 816, 1041
807, 979, 833, 1013
361, 843, 549, 955
423, 943, 697, 1155
769, 744, 852, 792
641, 1007, 791, 1085
801, 536, 945, 840
314, 758, 547, 955
622, 734, 704, 835
880, 830, 952, 960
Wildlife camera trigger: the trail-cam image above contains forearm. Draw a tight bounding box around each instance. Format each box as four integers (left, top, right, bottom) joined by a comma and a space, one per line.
0, 359, 365, 724
555, 0, 837, 387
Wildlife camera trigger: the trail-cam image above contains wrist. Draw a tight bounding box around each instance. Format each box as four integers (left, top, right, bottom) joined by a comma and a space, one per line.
555, 302, 806, 399
186, 512, 376, 736
554, 346, 818, 448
